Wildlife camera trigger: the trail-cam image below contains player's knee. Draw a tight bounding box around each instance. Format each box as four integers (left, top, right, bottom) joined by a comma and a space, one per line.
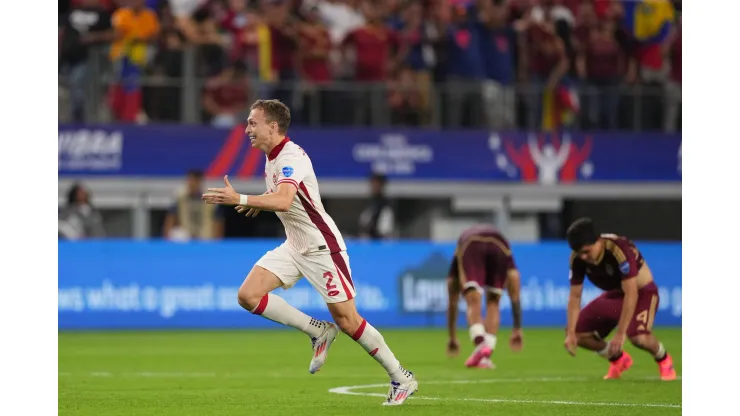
236, 286, 263, 311
629, 334, 649, 348
576, 332, 597, 346
327, 302, 363, 335
463, 288, 482, 306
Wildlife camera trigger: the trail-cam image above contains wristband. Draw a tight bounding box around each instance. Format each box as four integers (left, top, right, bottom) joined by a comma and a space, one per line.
239, 194, 248, 206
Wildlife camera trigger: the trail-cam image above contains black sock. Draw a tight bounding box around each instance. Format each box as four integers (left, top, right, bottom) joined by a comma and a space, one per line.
608, 351, 624, 362
655, 351, 668, 362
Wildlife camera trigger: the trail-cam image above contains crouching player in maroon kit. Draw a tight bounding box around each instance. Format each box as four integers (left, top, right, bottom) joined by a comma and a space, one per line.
446, 224, 523, 369
564, 218, 677, 381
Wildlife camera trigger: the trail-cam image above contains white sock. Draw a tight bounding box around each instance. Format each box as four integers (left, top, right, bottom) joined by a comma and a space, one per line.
654, 343, 666, 360
469, 323, 486, 345
251, 294, 325, 339
352, 319, 412, 382
484, 333, 497, 351
597, 346, 610, 359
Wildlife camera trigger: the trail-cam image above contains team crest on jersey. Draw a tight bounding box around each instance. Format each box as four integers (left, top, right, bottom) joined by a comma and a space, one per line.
272, 173, 278, 185
282, 166, 294, 177
619, 261, 630, 275
605, 265, 613, 276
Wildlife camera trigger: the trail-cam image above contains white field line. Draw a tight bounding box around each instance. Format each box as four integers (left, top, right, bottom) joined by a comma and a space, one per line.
328, 376, 682, 409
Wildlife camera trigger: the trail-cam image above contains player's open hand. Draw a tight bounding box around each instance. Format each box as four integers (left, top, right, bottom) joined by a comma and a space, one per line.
446, 339, 460, 358
202, 175, 240, 205
509, 328, 524, 352
564, 332, 577, 357
236, 205, 261, 218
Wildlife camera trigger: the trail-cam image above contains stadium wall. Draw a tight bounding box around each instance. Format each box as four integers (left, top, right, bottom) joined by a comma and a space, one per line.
58, 241, 682, 330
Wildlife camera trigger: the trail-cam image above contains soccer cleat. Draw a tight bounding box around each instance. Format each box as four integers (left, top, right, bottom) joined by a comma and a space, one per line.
308, 322, 339, 374
465, 344, 493, 368
382, 374, 419, 406
476, 357, 496, 369
603, 351, 633, 380
658, 354, 677, 381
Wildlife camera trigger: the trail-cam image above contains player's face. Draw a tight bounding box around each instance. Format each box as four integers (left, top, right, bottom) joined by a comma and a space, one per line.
576, 242, 602, 264
245, 108, 277, 150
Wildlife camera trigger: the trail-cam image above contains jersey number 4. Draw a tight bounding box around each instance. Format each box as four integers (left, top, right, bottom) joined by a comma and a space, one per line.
323, 272, 340, 297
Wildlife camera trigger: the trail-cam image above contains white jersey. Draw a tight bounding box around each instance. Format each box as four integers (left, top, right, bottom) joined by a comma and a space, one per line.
264, 138, 347, 255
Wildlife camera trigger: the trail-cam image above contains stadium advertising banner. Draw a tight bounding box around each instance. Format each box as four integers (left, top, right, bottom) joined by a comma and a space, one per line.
58, 241, 682, 330
58, 125, 682, 183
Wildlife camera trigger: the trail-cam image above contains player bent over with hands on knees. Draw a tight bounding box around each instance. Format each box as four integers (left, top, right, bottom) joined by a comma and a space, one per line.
202, 99, 418, 405
563, 218, 677, 381
445, 224, 524, 369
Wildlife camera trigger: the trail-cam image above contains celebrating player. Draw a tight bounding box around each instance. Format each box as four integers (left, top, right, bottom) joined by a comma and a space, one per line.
445, 224, 523, 369
564, 218, 677, 381
202, 100, 418, 405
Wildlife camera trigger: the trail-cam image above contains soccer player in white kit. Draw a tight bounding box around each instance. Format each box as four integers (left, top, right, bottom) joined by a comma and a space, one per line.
202, 100, 418, 406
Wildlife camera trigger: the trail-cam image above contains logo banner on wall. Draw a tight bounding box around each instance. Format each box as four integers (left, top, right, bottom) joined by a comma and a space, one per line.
58, 241, 682, 330
59, 125, 682, 183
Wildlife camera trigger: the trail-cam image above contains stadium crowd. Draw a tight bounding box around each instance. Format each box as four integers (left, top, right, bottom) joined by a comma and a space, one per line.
59, 0, 681, 131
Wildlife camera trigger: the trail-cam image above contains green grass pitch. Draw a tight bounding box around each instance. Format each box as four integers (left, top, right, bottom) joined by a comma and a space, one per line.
59, 328, 681, 415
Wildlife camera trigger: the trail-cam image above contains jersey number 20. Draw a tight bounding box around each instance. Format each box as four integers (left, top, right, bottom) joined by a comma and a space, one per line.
323, 272, 340, 297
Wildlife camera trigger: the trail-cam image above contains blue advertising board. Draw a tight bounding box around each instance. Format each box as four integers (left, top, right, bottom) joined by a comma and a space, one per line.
58, 241, 682, 330
58, 125, 682, 183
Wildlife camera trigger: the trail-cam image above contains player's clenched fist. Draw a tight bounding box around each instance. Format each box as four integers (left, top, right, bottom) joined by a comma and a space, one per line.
235, 205, 261, 218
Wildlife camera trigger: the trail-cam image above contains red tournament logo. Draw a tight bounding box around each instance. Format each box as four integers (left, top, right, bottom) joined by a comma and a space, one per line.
489, 133, 593, 184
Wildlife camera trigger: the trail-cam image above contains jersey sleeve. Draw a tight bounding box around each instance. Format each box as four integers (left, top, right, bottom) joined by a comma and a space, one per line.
275, 153, 309, 189
569, 253, 586, 286
611, 239, 639, 279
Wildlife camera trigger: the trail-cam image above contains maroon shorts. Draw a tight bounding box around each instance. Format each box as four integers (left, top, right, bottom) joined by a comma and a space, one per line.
449, 236, 517, 295
575, 281, 660, 338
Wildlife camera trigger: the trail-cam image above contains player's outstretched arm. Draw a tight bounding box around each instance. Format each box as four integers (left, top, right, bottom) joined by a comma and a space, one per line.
564, 283, 583, 356
506, 269, 523, 351
446, 276, 460, 357
202, 176, 296, 212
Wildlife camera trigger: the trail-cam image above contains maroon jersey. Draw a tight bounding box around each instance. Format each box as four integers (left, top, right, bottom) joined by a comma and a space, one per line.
449, 225, 516, 293
569, 234, 645, 292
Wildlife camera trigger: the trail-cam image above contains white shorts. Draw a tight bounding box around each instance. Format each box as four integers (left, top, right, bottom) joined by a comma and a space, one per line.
256, 243, 357, 303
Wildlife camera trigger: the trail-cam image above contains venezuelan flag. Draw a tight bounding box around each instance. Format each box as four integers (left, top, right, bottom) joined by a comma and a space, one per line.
621, 0, 676, 44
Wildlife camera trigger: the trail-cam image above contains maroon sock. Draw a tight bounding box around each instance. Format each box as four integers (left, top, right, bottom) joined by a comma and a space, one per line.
608, 351, 624, 362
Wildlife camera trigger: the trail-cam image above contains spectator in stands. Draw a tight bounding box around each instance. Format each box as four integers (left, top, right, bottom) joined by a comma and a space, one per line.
59, 183, 107, 240
220, 0, 261, 67
297, 5, 333, 123
306, 0, 365, 45
396, 0, 435, 125
575, 18, 624, 130
341, 0, 402, 125
388, 65, 424, 126
108, 0, 161, 123
263, 0, 300, 109
358, 173, 395, 240
202, 60, 250, 127
445, 3, 486, 128
664, 15, 681, 132
524, 16, 569, 130
59, 0, 115, 122
478, 0, 520, 129
163, 169, 224, 241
